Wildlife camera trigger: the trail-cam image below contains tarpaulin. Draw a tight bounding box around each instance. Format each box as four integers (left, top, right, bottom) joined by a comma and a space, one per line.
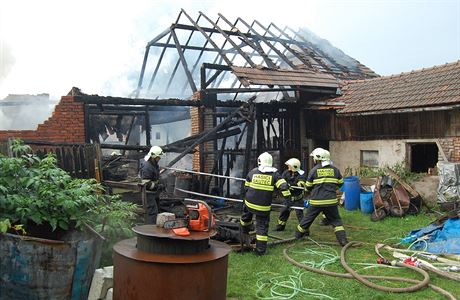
402, 218, 460, 254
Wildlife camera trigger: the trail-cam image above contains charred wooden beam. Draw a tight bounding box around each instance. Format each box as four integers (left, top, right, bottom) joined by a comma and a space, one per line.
172, 23, 305, 46
150, 42, 219, 52
199, 11, 256, 68
170, 28, 197, 93
236, 17, 296, 69
218, 13, 275, 69
180, 9, 233, 67
166, 14, 202, 94
143, 12, 184, 93
87, 105, 190, 113
255, 20, 312, 69
147, 30, 173, 91
166, 103, 248, 168
165, 127, 241, 149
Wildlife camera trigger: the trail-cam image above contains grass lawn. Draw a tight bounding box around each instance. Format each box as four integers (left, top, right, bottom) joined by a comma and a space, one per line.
226, 208, 460, 299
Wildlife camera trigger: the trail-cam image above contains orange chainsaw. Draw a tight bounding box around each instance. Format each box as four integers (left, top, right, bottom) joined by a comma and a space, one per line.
163, 199, 215, 235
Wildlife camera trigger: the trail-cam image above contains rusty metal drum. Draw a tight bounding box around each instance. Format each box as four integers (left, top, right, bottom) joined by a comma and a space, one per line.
0, 231, 102, 300
113, 225, 231, 300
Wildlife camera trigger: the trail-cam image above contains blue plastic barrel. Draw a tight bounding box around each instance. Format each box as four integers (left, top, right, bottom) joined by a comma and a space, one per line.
360, 192, 374, 214
343, 176, 360, 210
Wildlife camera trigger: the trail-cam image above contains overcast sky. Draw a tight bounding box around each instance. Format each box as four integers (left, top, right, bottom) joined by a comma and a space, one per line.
0, 0, 459, 100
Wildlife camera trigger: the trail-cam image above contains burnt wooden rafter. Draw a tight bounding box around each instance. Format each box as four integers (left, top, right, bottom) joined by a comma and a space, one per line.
166, 103, 249, 168
236, 17, 296, 69
254, 20, 313, 69
198, 11, 257, 68
169, 28, 198, 93
137, 11, 342, 97
180, 9, 233, 67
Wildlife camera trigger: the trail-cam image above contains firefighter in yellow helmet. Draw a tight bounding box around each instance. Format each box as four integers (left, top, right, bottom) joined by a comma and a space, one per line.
240, 152, 291, 255
139, 146, 165, 224
295, 148, 349, 247
274, 158, 306, 231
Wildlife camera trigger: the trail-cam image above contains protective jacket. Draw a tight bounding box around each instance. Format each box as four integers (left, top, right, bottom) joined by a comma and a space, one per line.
139, 159, 160, 191
305, 163, 343, 206
244, 167, 291, 215
281, 169, 306, 201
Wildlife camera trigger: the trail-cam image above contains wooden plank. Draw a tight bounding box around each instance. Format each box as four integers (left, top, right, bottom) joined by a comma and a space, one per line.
384, 167, 420, 197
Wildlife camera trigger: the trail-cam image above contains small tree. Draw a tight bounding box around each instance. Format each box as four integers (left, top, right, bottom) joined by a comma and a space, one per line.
0, 139, 136, 236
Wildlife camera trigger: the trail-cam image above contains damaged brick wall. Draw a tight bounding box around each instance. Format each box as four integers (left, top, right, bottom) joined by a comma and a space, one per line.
0, 96, 85, 143
190, 105, 215, 172
438, 137, 460, 162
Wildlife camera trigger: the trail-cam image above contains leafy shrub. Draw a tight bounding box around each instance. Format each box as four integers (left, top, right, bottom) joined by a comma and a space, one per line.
0, 139, 137, 235
344, 161, 423, 183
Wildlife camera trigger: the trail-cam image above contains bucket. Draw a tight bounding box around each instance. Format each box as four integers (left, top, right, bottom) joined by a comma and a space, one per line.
343, 176, 360, 210
360, 192, 374, 214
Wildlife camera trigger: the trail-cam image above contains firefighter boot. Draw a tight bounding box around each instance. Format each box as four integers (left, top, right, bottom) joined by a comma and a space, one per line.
274, 224, 285, 231
335, 229, 349, 247
295, 225, 309, 239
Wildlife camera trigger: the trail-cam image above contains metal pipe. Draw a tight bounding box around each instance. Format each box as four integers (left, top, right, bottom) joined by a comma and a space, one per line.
174, 187, 304, 211
165, 166, 305, 190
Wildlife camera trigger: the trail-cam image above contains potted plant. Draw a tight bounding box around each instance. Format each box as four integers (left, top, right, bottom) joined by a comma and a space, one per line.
0, 139, 136, 300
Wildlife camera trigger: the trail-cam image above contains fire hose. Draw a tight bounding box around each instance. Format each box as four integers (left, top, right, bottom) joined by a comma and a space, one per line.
175, 187, 305, 211
283, 241, 456, 299
164, 166, 305, 190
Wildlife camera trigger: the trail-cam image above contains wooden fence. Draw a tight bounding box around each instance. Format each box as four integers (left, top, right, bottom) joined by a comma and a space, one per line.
1, 139, 101, 179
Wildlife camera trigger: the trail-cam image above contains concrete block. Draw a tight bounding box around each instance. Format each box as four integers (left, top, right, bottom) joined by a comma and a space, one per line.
88, 266, 114, 300
156, 212, 176, 227
105, 288, 113, 300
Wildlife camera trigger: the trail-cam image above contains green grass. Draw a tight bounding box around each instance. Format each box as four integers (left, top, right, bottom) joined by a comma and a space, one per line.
226, 208, 460, 299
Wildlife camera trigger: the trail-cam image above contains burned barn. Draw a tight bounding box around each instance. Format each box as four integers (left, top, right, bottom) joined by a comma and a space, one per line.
0, 10, 377, 199
122, 9, 376, 195
305, 61, 460, 173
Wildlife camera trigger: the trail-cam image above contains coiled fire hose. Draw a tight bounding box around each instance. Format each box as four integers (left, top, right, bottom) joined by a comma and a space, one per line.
283, 241, 456, 300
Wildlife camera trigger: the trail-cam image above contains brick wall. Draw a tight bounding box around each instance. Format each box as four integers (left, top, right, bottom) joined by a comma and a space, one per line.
438, 137, 460, 162
190, 105, 216, 172
0, 96, 85, 143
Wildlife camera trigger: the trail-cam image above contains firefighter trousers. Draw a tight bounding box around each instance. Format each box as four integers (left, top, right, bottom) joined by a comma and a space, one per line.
298, 205, 348, 245
240, 204, 270, 254
146, 192, 160, 224
277, 199, 304, 226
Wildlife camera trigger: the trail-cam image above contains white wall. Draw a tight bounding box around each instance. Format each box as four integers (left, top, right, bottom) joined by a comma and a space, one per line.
330, 139, 423, 172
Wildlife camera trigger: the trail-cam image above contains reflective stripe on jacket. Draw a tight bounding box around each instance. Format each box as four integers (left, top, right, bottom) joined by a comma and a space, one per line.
244, 167, 291, 215
305, 164, 343, 206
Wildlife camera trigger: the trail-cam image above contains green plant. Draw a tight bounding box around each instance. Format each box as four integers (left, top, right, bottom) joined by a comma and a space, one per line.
0, 139, 137, 235
344, 161, 423, 183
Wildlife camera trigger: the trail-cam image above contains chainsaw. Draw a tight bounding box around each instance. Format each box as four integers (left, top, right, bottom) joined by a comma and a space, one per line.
162, 199, 215, 235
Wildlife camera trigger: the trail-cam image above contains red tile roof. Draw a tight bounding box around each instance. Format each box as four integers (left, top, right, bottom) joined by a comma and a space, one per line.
231, 66, 339, 89
336, 60, 460, 114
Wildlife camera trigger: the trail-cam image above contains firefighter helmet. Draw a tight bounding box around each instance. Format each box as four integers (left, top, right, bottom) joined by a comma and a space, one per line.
257, 152, 273, 167
285, 158, 301, 172
144, 146, 164, 161
310, 148, 330, 161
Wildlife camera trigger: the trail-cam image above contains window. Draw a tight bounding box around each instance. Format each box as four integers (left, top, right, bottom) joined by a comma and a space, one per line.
155, 132, 161, 140
361, 150, 379, 167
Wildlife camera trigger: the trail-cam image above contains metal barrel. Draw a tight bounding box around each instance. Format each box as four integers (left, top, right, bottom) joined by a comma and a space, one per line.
113, 225, 231, 300
0, 231, 103, 300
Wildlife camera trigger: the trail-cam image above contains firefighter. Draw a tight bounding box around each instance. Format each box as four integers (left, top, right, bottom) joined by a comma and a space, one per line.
295, 148, 349, 246
139, 146, 165, 224
240, 152, 291, 255
274, 158, 306, 231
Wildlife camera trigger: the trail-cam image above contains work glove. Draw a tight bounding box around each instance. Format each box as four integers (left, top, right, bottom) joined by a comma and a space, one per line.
286, 199, 293, 208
